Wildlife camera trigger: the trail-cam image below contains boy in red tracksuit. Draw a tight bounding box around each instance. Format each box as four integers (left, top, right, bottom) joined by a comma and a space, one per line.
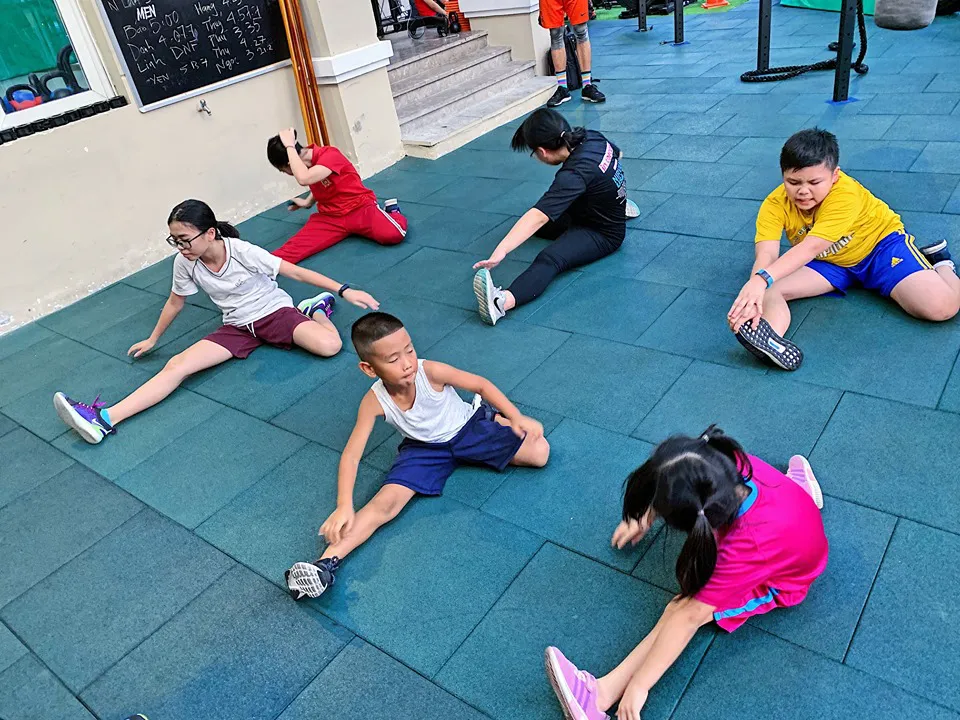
267, 128, 408, 264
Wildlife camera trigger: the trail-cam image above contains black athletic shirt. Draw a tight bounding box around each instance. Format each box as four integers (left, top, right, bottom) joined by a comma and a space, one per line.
534, 129, 628, 242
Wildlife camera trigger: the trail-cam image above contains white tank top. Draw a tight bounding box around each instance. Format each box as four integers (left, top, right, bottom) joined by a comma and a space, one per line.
371, 360, 480, 443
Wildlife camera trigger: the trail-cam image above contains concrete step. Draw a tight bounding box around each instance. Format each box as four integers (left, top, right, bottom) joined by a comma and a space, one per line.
401, 76, 556, 159
391, 45, 514, 119
387, 31, 490, 85
397, 58, 540, 128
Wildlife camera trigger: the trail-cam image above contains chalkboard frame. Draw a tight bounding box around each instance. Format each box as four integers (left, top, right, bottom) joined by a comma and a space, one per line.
95, 0, 292, 112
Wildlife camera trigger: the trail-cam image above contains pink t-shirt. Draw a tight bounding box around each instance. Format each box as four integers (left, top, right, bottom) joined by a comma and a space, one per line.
695, 454, 829, 632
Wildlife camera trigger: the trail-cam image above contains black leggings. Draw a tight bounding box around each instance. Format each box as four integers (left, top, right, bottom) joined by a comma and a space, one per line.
508, 215, 623, 306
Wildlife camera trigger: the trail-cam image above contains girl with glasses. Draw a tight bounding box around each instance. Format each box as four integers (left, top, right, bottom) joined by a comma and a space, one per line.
53, 199, 380, 445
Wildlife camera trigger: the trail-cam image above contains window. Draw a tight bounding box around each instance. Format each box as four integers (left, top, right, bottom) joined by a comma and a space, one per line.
0, 0, 116, 130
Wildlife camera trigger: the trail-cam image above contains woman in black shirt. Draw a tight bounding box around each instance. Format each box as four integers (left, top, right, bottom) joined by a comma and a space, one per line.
472, 108, 631, 325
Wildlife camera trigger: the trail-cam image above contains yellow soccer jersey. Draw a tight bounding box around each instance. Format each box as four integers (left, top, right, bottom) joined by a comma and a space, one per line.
754, 171, 904, 267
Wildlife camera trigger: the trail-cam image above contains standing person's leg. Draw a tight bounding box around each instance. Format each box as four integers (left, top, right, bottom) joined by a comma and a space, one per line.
541, 0, 572, 107
54, 337, 239, 444
341, 202, 408, 246
566, 0, 605, 101
272, 213, 349, 264
474, 225, 619, 325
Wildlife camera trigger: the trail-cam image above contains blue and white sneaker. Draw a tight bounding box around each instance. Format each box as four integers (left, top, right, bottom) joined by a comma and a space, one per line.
53, 392, 115, 444
384, 198, 401, 215
625, 199, 641, 219
920, 239, 956, 271
298, 292, 336, 319
473, 268, 507, 326
285, 557, 341, 600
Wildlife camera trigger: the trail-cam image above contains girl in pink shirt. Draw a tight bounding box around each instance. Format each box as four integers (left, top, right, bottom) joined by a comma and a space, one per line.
545, 425, 828, 720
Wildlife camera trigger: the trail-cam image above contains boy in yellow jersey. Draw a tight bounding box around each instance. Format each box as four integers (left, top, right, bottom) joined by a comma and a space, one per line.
728, 128, 960, 370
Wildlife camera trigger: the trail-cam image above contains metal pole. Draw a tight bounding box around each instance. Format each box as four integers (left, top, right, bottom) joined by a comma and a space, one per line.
673, 0, 684, 44
638, 0, 648, 32
832, 0, 856, 102
371, 0, 385, 38
757, 0, 771, 72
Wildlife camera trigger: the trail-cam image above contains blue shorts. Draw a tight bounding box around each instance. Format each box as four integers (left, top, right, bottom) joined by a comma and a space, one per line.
384, 403, 525, 496
806, 230, 932, 297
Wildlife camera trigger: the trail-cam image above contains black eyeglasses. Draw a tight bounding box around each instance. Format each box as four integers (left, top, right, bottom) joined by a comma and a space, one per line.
165, 230, 205, 250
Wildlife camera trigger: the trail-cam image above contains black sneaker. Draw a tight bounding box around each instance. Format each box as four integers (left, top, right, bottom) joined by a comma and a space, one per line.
735, 318, 804, 371
546, 86, 571, 108
581, 83, 606, 104
285, 556, 341, 600
619, 9, 639, 18
920, 239, 953, 267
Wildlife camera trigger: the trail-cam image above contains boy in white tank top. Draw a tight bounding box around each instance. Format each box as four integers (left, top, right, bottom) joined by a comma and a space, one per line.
285, 312, 551, 600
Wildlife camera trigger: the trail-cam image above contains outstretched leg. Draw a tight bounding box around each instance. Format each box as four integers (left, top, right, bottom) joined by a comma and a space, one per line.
55, 338, 235, 444
319, 484, 416, 561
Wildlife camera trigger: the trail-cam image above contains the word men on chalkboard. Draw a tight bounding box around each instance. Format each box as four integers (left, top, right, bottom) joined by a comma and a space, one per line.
98, 0, 290, 109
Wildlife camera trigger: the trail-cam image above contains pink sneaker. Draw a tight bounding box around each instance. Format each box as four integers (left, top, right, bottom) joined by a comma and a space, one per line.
788, 455, 824, 510
544, 647, 609, 720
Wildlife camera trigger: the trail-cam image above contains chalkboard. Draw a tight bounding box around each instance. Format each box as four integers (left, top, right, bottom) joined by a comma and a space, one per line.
98, 0, 290, 109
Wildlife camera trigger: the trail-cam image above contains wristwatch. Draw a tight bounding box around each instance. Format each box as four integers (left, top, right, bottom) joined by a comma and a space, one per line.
755, 269, 774, 288
338, 283, 351, 297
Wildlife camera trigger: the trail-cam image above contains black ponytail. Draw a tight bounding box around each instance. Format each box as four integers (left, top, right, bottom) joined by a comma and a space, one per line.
622, 424, 748, 597
217, 221, 240, 238
511, 107, 586, 154
676, 512, 718, 597
167, 199, 237, 240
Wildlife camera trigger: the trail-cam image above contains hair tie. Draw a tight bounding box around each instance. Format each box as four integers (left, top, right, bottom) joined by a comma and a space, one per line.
560, 131, 566, 138
697, 509, 705, 517
700, 434, 709, 443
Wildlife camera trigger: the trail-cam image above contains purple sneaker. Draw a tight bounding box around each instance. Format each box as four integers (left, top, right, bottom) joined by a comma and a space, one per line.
53, 392, 115, 445
544, 647, 609, 720
297, 292, 336, 320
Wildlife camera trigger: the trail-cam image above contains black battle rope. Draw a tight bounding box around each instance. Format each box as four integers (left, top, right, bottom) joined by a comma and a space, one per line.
740, 0, 869, 83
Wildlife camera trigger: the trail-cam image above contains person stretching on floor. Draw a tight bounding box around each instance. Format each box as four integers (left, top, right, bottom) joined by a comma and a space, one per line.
266, 128, 408, 264
545, 425, 828, 720
472, 108, 636, 326
284, 312, 550, 600
53, 199, 379, 445
729, 127, 960, 371
540, 0, 605, 106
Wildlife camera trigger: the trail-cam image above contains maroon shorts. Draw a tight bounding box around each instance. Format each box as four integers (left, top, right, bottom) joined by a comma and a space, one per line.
204, 306, 311, 359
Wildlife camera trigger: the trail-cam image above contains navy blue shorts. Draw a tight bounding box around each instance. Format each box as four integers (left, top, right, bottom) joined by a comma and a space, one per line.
806, 230, 932, 297
384, 404, 525, 496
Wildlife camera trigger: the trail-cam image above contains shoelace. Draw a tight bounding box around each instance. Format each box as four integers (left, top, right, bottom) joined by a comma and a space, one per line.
75, 395, 106, 414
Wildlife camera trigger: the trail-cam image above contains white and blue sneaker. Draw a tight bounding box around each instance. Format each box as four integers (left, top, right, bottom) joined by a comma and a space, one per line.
473, 268, 507, 326
285, 557, 341, 600
298, 292, 336, 319
625, 199, 641, 219
384, 198, 401, 215
920, 239, 956, 272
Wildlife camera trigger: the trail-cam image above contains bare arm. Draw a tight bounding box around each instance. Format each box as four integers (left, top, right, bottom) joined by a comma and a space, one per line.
287, 150, 334, 188
320, 392, 383, 543
422, 0, 447, 13
423, 360, 544, 439
424, 360, 523, 421
474, 208, 550, 269
128, 293, 185, 358
764, 234, 832, 281
616, 598, 715, 719
751, 240, 781, 275
278, 260, 380, 309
